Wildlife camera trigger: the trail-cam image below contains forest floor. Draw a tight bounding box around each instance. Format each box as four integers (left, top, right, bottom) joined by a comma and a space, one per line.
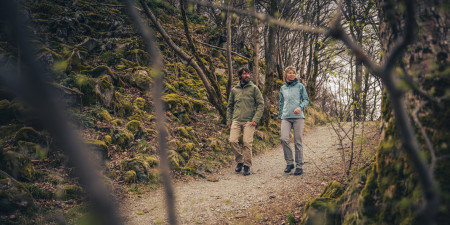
119, 122, 380, 224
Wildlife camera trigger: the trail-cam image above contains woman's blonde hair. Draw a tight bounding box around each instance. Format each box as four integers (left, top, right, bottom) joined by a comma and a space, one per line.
283, 66, 297, 81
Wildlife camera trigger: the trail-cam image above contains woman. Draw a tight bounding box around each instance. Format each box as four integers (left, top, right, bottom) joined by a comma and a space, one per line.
278, 66, 309, 175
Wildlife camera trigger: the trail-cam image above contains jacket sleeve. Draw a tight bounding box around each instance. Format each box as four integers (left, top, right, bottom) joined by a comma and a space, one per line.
299, 84, 309, 111
252, 86, 265, 124
278, 89, 284, 119
226, 89, 235, 125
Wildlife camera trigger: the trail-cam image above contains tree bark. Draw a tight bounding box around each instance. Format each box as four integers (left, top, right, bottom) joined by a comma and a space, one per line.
225, 0, 233, 99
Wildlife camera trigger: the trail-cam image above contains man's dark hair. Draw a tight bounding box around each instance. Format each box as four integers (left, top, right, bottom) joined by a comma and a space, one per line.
238, 67, 250, 77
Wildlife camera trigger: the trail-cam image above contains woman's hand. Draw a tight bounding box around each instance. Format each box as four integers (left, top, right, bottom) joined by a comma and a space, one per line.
293, 108, 301, 114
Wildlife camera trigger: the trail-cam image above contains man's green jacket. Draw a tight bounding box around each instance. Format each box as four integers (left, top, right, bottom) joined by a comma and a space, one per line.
226, 81, 264, 125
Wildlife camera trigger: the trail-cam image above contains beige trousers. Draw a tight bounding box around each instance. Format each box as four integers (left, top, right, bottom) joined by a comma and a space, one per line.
229, 121, 256, 167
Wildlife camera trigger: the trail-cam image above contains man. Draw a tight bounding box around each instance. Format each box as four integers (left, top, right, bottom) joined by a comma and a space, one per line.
227, 67, 264, 176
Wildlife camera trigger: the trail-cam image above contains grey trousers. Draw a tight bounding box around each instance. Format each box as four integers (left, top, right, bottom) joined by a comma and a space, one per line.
280, 118, 305, 168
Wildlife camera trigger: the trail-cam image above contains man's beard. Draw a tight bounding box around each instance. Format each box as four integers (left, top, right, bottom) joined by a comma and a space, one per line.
240, 77, 249, 85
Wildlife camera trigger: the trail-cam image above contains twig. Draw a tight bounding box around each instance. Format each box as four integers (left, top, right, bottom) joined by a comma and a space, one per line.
122, 0, 178, 224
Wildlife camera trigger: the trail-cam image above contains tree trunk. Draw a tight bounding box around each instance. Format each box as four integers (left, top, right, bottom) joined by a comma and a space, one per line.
262, 0, 278, 127
251, 0, 259, 86
225, 0, 233, 99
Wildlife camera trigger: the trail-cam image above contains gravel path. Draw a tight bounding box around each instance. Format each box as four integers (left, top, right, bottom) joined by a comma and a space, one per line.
120, 125, 344, 224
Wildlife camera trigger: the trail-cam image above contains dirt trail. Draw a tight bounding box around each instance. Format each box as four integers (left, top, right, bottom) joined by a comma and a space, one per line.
120, 125, 344, 224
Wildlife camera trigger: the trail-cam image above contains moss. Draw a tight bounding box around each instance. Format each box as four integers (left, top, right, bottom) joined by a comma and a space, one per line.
121, 155, 159, 182
17, 141, 48, 160
146, 156, 159, 168
112, 129, 134, 151
168, 150, 184, 170
104, 135, 112, 145
0, 124, 22, 140
183, 143, 195, 154
320, 181, 344, 199
168, 140, 182, 151
0, 172, 34, 212
85, 139, 109, 159
26, 184, 53, 200
126, 120, 144, 138
131, 70, 152, 91
74, 74, 97, 105
89, 65, 116, 80
14, 127, 44, 144
111, 119, 123, 126
133, 97, 146, 111
124, 170, 137, 183
114, 92, 134, 117
56, 184, 85, 201
0, 151, 36, 181
99, 109, 112, 122
301, 198, 339, 225
162, 93, 193, 114
177, 126, 195, 140
206, 138, 222, 152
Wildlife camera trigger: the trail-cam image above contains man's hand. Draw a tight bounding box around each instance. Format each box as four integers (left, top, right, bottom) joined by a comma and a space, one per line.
228, 124, 231, 129
293, 108, 301, 114
251, 121, 257, 126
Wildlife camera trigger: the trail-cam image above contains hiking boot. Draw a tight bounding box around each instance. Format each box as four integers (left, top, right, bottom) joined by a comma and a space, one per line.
284, 164, 294, 173
294, 168, 303, 176
235, 163, 244, 173
243, 166, 250, 176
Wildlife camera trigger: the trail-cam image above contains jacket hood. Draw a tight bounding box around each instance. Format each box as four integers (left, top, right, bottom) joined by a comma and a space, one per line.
285, 78, 299, 86
235, 81, 254, 88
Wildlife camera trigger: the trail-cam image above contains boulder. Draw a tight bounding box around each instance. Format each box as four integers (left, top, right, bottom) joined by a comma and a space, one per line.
121, 156, 159, 182
0, 171, 34, 213
0, 151, 36, 181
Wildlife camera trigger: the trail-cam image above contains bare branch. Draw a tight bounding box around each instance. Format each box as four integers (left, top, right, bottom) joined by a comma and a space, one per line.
187, 0, 327, 34
122, 0, 177, 224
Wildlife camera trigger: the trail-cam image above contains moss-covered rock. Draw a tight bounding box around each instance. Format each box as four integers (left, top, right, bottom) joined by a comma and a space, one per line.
111, 119, 123, 126
94, 75, 115, 107
168, 140, 182, 151
14, 127, 45, 144
55, 184, 85, 201
0, 171, 34, 213
168, 150, 184, 170
126, 120, 144, 138
130, 70, 152, 91
26, 184, 53, 200
206, 138, 222, 152
124, 170, 137, 183
112, 128, 134, 151
133, 97, 146, 111
0, 151, 36, 181
121, 155, 159, 182
0, 124, 22, 140
85, 139, 109, 159
104, 135, 112, 145
114, 92, 133, 117
17, 141, 48, 160
162, 93, 193, 114
176, 126, 195, 140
